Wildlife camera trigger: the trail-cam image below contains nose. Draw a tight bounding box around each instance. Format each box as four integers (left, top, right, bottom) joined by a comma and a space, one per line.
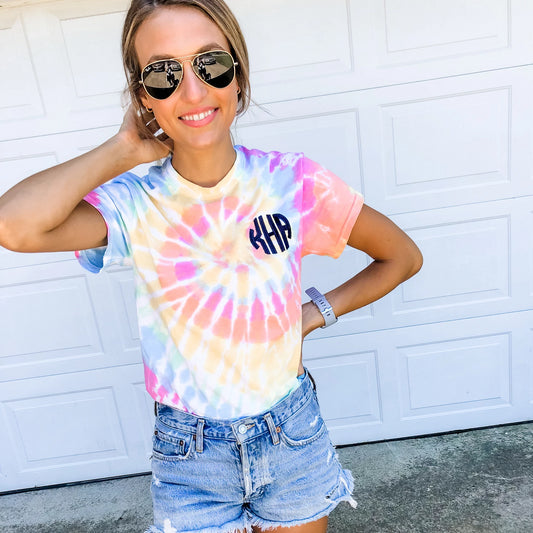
179, 61, 208, 103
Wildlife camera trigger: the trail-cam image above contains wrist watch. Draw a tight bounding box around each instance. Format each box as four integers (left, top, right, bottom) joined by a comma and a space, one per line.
305, 287, 338, 328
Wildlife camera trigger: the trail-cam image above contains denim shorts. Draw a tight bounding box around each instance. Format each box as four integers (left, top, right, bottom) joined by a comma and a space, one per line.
145, 370, 357, 533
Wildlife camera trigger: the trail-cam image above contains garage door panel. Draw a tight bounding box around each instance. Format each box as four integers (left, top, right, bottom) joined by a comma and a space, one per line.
60, 12, 125, 101
0, 406, 17, 485
384, 199, 533, 330
0, 3, 125, 138
5, 388, 126, 468
307, 350, 381, 423
529, 209, 533, 298
390, 314, 532, 436
0, 12, 43, 122
379, 88, 510, 201
234, 0, 352, 88
349, 0, 532, 92
398, 333, 511, 419
397, 215, 510, 310
380, 0, 508, 60
30, 0, 126, 113
0, 274, 104, 382
0, 260, 141, 381
79, 270, 143, 364
0, 258, 86, 286
530, 328, 533, 405
359, 72, 531, 213
0, 364, 151, 491
20, 7, 77, 124
507, 203, 533, 318
0, 248, 73, 271
303, 334, 390, 446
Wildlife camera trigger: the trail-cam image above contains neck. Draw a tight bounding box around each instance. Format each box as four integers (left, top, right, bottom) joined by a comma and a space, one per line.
170, 139, 236, 188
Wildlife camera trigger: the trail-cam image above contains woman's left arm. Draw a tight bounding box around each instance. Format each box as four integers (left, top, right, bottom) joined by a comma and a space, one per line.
302, 204, 423, 339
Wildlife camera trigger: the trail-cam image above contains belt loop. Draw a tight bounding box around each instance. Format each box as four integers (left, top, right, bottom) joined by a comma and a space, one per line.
196, 419, 205, 453
154, 401, 158, 417
264, 413, 280, 445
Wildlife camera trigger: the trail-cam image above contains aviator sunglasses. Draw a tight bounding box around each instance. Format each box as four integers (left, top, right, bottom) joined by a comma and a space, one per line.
139, 50, 238, 100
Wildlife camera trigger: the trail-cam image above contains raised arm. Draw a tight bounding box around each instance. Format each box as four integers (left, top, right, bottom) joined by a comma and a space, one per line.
302, 204, 423, 338
0, 107, 171, 253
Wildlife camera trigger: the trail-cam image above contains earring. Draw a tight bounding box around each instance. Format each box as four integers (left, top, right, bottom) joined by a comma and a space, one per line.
236, 88, 241, 95
145, 107, 153, 113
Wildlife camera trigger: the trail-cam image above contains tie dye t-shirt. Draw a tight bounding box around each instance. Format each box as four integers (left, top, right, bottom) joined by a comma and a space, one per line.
76, 146, 364, 419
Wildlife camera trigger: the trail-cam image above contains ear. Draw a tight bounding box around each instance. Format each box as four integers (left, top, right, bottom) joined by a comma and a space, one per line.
138, 87, 151, 111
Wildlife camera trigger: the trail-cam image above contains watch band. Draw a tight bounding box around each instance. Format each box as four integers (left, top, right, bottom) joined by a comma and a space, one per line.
305, 287, 338, 328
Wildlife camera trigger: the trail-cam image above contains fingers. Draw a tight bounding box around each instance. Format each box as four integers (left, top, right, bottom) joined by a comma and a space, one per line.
118, 105, 173, 160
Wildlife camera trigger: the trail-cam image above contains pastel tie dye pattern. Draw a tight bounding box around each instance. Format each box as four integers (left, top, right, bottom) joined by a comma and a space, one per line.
76, 146, 363, 418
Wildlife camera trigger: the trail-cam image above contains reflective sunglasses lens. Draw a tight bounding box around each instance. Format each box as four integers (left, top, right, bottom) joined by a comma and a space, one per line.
142, 60, 182, 99
193, 51, 235, 89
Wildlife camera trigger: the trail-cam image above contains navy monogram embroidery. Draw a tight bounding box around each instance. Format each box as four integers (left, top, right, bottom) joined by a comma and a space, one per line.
249, 214, 292, 255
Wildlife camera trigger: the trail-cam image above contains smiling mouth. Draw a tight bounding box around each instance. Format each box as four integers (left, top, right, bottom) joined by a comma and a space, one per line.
180, 108, 217, 122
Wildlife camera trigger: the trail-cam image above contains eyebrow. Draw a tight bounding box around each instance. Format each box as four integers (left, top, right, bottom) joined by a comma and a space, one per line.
146, 42, 227, 64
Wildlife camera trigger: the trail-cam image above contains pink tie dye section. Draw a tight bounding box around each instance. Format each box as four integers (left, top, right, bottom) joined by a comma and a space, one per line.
300, 157, 364, 258
144, 364, 189, 412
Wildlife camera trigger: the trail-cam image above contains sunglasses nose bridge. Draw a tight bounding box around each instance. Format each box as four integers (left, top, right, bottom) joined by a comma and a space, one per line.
182, 58, 204, 84
179, 59, 209, 97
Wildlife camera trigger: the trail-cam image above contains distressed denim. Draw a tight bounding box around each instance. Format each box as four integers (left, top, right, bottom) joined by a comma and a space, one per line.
146, 370, 356, 533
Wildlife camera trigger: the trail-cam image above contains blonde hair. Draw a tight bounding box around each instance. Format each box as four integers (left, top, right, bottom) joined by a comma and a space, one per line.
122, 0, 250, 137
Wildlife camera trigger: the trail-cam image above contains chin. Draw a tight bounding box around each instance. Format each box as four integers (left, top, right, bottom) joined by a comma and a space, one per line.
177, 130, 231, 152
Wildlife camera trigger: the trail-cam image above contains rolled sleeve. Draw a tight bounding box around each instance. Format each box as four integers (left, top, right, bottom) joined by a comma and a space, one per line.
75, 184, 132, 273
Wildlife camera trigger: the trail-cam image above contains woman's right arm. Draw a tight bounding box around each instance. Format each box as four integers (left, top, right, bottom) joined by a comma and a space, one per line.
0, 107, 170, 253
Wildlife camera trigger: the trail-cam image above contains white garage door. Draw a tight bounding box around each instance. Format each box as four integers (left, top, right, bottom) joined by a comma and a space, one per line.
0, 0, 532, 492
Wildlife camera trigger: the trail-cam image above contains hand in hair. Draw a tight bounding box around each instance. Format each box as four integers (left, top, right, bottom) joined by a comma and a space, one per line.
118, 105, 174, 163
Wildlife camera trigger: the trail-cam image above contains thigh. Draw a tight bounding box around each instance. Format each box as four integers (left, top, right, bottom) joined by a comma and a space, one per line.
252, 516, 328, 532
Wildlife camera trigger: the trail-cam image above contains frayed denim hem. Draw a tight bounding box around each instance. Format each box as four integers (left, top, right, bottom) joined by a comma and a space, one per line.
337, 467, 358, 510
144, 516, 248, 533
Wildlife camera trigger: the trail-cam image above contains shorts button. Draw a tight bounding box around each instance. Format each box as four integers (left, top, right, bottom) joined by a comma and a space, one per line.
238, 424, 247, 434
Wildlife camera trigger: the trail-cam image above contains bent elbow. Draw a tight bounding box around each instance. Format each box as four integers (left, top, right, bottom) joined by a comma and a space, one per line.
407, 245, 423, 279
0, 215, 15, 251
0, 215, 32, 252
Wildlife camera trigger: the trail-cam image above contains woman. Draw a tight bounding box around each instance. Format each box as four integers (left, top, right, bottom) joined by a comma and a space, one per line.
0, 1, 422, 531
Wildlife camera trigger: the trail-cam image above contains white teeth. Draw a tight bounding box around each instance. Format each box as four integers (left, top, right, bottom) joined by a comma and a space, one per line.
181, 109, 215, 121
